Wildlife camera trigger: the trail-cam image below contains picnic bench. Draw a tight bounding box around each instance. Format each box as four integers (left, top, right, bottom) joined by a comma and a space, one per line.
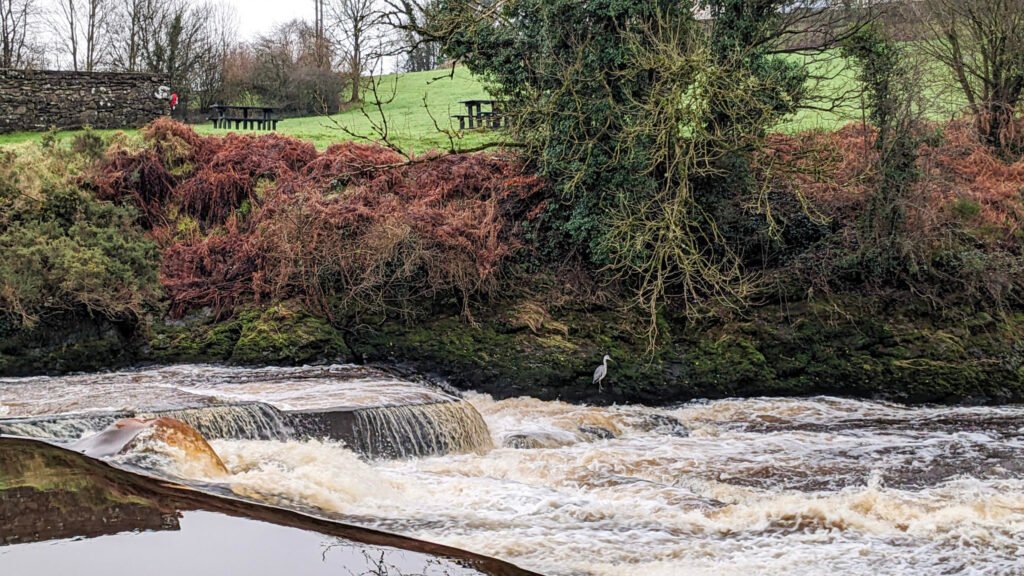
452, 99, 508, 130
210, 105, 280, 131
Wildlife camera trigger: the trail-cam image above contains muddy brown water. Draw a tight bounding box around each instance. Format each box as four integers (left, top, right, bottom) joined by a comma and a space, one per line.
2, 365, 1023, 575
0, 436, 535, 576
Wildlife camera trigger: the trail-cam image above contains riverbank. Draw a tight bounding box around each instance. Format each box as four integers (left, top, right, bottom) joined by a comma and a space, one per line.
3, 294, 1021, 405
1, 120, 1023, 405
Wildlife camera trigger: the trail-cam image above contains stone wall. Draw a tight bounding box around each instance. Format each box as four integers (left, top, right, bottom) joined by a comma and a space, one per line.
0, 69, 169, 133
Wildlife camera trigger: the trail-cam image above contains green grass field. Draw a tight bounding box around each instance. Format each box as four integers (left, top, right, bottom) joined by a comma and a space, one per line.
195, 67, 498, 153
0, 67, 499, 153
0, 62, 965, 151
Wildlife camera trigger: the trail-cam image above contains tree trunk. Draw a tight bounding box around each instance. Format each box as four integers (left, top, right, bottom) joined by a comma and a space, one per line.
349, 54, 360, 102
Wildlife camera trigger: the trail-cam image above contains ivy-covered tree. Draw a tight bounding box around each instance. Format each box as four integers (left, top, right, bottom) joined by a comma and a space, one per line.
435, 0, 669, 262
842, 26, 925, 280
427, 0, 877, 332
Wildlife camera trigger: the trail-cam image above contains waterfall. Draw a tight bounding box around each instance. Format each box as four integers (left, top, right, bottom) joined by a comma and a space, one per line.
1, 399, 493, 460
289, 400, 494, 459
144, 404, 291, 441
0, 404, 291, 442
0, 412, 130, 440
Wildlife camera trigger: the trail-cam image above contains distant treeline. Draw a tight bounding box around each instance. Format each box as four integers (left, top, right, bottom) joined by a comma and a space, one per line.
0, 0, 442, 118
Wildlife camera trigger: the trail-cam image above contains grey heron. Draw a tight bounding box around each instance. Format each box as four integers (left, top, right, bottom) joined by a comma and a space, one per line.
593, 355, 613, 392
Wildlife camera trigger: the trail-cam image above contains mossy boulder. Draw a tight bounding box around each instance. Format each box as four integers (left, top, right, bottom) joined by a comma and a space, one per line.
141, 305, 351, 367
230, 305, 350, 365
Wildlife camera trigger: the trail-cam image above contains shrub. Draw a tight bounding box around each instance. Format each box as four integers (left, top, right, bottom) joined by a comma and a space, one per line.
160, 228, 259, 318
0, 175, 160, 327
101, 120, 546, 320
91, 148, 177, 228
766, 119, 1024, 307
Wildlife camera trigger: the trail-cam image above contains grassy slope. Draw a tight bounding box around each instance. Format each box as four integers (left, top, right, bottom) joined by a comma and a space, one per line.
0, 60, 965, 149
199, 66, 499, 153
0, 68, 498, 153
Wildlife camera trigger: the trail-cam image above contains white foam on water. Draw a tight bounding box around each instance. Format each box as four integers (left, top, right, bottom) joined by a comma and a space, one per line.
4, 366, 1024, 575
205, 393, 1024, 576
210, 438, 402, 512
0, 364, 452, 416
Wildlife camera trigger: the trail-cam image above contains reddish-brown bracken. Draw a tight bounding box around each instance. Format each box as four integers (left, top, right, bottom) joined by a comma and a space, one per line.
94, 120, 546, 318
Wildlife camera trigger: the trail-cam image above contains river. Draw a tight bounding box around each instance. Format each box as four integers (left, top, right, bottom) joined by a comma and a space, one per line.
1, 365, 1023, 575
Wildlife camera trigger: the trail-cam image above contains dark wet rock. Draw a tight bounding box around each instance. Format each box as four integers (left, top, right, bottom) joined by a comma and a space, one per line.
636, 414, 690, 438
501, 432, 575, 450
503, 434, 545, 449
0, 313, 136, 376
577, 425, 616, 440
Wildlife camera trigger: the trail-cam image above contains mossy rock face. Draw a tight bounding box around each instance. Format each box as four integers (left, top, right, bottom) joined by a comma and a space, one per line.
230, 306, 350, 366
706, 301, 1024, 404
674, 335, 776, 398
0, 314, 136, 376
3, 295, 1022, 406
348, 298, 1024, 405
140, 305, 350, 367
142, 312, 247, 364
348, 311, 668, 404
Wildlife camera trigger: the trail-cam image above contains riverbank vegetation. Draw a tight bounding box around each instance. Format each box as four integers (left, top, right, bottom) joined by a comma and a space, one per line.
2, 0, 1024, 405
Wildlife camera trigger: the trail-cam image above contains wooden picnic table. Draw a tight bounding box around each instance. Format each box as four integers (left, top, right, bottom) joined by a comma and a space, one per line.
210, 105, 279, 131
452, 99, 507, 130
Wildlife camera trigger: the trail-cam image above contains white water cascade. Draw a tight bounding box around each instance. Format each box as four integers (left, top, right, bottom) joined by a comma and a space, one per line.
3, 366, 1024, 576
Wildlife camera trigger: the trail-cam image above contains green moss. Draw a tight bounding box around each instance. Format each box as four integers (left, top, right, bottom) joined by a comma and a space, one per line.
144, 314, 248, 364
678, 335, 776, 398
345, 296, 1024, 405
348, 309, 668, 403
230, 305, 350, 365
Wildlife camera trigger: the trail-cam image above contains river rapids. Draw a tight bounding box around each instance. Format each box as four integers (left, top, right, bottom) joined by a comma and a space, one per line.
1, 365, 1022, 575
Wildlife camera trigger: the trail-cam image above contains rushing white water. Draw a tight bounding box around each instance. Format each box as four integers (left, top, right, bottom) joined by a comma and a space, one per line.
199, 395, 1024, 576
3, 367, 1024, 575
0, 365, 452, 418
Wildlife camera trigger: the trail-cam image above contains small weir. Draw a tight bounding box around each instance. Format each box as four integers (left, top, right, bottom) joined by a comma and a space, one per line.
0, 366, 494, 460
146, 403, 292, 441
0, 411, 131, 440
290, 401, 494, 459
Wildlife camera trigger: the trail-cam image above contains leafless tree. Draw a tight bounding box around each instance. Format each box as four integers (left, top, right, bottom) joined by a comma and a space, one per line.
329, 0, 384, 103
314, 0, 329, 67
0, 0, 38, 69
107, 0, 158, 72
251, 19, 343, 114
380, 0, 440, 72
49, 0, 110, 71
193, 1, 238, 109
914, 0, 1024, 152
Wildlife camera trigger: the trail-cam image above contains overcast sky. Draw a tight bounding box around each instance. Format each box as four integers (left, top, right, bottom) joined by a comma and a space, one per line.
222, 0, 312, 40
